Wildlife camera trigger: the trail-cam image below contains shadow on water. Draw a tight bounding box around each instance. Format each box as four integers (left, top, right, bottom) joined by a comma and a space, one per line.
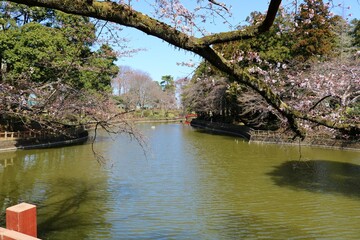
267, 160, 360, 198
36, 177, 111, 238
193, 128, 250, 140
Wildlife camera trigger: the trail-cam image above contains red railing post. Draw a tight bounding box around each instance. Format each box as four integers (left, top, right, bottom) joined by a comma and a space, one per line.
6, 203, 37, 238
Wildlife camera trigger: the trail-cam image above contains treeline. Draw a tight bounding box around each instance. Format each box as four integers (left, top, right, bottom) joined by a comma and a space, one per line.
0, 3, 118, 91
112, 67, 177, 117
1, 0, 359, 139
0, 2, 121, 133
181, 0, 359, 137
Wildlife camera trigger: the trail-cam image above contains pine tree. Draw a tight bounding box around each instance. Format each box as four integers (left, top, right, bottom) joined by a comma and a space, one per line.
292, 0, 338, 62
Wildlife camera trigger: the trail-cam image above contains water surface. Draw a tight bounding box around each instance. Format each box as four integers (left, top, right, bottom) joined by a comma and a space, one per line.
0, 123, 359, 239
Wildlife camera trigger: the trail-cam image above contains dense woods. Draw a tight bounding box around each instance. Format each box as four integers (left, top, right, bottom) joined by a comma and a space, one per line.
112, 67, 177, 115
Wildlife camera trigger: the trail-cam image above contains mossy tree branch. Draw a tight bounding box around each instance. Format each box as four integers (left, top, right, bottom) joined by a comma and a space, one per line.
6, 0, 360, 138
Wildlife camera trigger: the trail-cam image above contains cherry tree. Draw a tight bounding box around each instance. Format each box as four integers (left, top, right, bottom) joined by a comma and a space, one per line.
0, 77, 135, 136
4, 0, 360, 139
282, 60, 359, 134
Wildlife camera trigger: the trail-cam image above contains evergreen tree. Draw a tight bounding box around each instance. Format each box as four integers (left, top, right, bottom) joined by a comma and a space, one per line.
0, 3, 118, 91
292, 0, 338, 62
350, 19, 360, 47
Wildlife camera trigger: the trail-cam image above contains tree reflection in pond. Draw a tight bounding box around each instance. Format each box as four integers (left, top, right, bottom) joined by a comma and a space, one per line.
0, 146, 112, 239
267, 160, 360, 198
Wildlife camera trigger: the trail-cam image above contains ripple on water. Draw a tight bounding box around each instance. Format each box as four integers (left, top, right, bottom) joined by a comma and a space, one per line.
2, 125, 360, 239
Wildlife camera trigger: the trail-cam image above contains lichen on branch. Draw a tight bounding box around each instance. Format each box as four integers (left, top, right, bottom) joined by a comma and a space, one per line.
5, 0, 360, 139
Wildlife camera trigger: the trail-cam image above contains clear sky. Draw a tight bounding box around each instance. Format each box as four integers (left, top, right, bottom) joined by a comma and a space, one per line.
114, 0, 360, 82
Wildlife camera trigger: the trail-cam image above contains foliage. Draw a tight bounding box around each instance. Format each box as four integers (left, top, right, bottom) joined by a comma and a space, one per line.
0, 2, 123, 133
112, 67, 177, 113
160, 75, 175, 93
181, 1, 359, 136
0, 78, 122, 133
182, 76, 227, 117
160, 75, 176, 111
350, 18, 360, 47
78, 44, 119, 92
0, 22, 69, 83
291, 0, 338, 61
131, 109, 181, 119
0, 3, 118, 92
4, 0, 360, 139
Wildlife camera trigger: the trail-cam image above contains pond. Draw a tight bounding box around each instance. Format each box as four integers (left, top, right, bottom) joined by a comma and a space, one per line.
0, 123, 359, 239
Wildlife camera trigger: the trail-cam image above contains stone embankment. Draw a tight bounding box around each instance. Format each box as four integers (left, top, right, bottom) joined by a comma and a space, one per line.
0, 128, 88, 152
249, 130, 359, 150
190, 119, 252, 140
191, 119, 359, 150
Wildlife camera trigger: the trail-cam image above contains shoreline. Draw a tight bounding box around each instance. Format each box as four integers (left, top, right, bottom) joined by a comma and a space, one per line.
0, 130, 89, 152
1, 119, 358, 152
0, 119, 184, 152
190, 119, 252, 140
190, 119, 360, 151
249, 139, 360, 152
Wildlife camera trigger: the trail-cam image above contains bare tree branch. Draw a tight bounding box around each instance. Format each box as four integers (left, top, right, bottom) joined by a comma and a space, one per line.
5, 0, 360, 138
208, 0, 229, 12
308, 95, 333, 111
258, 0, 282, 33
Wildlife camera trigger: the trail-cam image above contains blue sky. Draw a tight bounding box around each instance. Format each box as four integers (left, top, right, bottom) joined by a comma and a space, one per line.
114, 0, 360, 82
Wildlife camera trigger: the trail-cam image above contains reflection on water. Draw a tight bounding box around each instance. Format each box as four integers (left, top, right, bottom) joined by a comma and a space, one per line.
268, 160, 360, 198
0, 146, 112, 239
0, 123, 359, 239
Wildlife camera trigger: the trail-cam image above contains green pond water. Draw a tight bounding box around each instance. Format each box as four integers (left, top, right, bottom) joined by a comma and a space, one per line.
0, 123, 359, 239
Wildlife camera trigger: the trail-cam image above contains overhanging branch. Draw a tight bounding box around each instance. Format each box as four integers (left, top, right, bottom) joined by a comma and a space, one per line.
7, 0, 359, 138
199, 0, 283, 45
258, 0, 282, 33
4, 0, 306, 139
296, 112, 360, 135
198, 28, 257, 46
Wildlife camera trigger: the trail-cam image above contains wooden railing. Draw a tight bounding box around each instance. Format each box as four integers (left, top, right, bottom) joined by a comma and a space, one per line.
250, 130, 333, 139
0, 131, 38, 140
249, 130, 340, 146
0, 127, 85, 140
249, 130, 294, 143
